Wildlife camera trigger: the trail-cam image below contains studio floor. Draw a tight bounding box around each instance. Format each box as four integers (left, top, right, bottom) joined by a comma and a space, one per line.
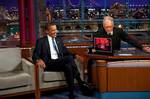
5, 90, 150, 99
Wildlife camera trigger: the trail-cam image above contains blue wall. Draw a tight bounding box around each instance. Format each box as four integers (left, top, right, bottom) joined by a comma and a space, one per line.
46, 0, 149, 8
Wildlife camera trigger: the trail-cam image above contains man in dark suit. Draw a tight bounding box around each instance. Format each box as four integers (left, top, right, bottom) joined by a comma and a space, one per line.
32, 22, 93, 99
87, 16, 150, 83
95, 16, 150, 51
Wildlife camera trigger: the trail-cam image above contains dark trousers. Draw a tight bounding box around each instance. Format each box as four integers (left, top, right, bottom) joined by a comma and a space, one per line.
87, 59, 96, 83
45, 55, 80, 95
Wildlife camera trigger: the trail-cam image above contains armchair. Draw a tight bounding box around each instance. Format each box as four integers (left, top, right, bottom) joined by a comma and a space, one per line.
0, 48, 34, 97
34, 58, 84, 99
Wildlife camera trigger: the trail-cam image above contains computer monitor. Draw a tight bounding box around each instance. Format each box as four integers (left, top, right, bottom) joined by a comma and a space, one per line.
93, 37, 113, 54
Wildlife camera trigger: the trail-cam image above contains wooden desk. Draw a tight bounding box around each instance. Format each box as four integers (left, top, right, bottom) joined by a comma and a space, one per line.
82, 54, 150, 71
81, 54, 150, 93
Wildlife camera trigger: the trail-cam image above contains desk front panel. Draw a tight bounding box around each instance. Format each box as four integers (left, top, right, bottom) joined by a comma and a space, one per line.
108, 67, 150, 92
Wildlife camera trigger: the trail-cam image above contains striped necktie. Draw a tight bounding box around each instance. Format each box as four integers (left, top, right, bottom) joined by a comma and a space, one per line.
52, 38, 59, 54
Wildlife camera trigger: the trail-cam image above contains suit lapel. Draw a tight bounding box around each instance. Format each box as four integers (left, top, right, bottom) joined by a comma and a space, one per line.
102, 28, 108, 37
44, 36, 51, 55
113, 28, 118, 37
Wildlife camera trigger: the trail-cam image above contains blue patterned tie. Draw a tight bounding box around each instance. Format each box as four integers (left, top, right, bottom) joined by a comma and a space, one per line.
52, 38, 59, 54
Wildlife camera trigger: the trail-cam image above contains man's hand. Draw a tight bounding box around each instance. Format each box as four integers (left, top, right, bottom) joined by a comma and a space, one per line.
36, 59, 46, 69
142, 46, 150, 53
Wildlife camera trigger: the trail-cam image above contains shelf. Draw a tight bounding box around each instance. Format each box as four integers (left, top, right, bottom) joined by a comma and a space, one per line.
58, 30, 97, 33
40, 19, 150, 23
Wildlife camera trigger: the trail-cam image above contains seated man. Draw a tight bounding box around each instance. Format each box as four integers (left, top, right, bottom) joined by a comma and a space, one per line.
87, 16, 150, 83
32, 22, 93, 99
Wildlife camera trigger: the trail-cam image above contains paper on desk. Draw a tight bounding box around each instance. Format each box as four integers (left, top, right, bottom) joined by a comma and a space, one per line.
118, 53, 133, 56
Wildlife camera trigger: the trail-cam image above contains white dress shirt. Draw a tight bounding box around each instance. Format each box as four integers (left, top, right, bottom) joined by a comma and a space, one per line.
107, 31, 113, 35
47, 35, 58, 59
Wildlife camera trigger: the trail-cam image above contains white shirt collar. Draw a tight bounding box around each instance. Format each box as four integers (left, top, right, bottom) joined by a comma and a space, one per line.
107, 31, 113, 35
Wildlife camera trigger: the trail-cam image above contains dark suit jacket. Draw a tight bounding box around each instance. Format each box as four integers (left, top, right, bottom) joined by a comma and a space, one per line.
94, 27, 142, 50
32, 36, 71, 64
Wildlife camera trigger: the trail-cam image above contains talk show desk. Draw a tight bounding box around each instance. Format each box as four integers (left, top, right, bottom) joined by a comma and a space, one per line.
81, 53, 150, 92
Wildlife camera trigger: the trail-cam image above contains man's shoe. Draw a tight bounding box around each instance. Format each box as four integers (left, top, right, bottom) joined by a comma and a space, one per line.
79, 82, 95, 96
69, 95, 75, 99
69, 94, 75, 99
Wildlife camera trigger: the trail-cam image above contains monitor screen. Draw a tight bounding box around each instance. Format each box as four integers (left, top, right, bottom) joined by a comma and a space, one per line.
94, 37, 112, 54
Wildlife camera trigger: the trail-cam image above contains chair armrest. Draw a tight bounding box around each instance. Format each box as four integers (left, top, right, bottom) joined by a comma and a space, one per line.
37, 65, 44, 85
22, 58, 34, 73
21, 58, 35, 87
22, 59, 42, 99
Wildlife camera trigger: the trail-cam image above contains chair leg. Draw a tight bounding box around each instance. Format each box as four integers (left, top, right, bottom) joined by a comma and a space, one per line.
35, 65, 40, 99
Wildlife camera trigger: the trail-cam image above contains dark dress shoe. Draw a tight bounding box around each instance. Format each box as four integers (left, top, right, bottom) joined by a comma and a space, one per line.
69, 94, 75, 99
79, 82, 95, 96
